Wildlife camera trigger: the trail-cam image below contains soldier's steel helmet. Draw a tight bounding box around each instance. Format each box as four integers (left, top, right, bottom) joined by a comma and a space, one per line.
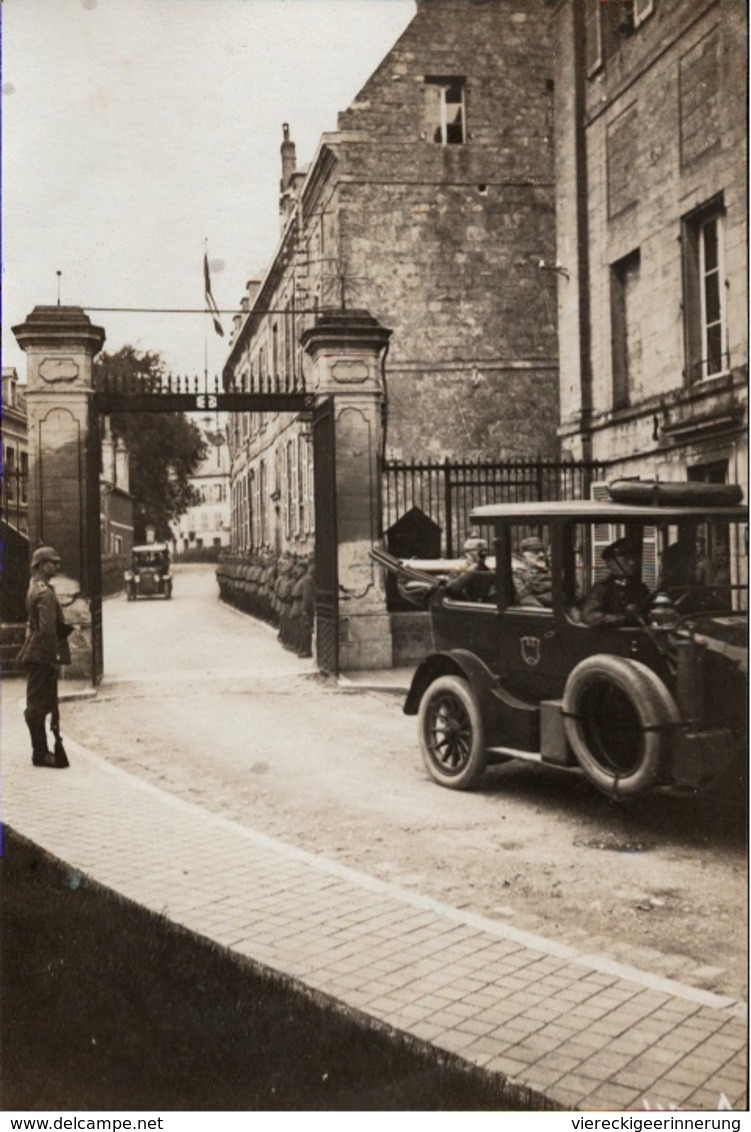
31, 546, 61, 568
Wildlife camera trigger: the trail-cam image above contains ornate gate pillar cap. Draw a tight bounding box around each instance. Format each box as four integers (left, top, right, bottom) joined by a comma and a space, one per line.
301, 309, 392, 358
12, 305, 106, 355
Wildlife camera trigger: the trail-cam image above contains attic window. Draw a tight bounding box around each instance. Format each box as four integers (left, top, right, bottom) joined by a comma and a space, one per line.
424, 77, 465, 145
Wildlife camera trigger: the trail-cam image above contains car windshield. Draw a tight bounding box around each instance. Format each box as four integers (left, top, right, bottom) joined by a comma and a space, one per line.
565, 516, 748, 616
133, 550, 167, 568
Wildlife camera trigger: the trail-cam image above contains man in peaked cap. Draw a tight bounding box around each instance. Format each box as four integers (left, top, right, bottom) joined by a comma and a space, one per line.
16, 546, 74, 768
581, 536, 650, 628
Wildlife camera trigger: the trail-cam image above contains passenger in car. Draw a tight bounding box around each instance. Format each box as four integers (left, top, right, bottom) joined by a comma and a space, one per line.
512, 537, 553, 608
445, 537, 494, 602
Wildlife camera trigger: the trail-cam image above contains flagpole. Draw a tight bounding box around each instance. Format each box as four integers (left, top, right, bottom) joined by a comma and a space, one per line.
203, 238, 209, 399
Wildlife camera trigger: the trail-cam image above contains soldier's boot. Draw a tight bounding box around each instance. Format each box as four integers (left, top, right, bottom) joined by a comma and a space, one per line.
25, 710, 57, 768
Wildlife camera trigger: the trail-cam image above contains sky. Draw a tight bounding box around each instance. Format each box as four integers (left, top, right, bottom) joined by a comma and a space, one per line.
1, 0, 416, 381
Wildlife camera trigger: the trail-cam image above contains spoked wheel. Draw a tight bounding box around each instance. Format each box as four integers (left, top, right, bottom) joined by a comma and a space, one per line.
418, 675, 487, 790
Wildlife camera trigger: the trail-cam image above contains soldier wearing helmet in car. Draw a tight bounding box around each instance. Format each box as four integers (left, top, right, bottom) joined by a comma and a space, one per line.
581, 536, 650, 628
445, 536, 493, 602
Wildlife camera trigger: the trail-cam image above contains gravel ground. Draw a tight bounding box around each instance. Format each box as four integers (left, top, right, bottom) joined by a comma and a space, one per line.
60, 564, 747, 1001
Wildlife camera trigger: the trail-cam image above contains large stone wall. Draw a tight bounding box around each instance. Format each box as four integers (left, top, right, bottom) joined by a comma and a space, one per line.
332, 0, 559, 459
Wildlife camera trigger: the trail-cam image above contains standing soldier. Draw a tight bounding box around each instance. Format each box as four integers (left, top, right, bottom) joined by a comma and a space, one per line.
290, 560, 305, 654
277, 555, 294, 647
298, 557, 315, 658
16, 546, 73, 768
263, 556, 277, 624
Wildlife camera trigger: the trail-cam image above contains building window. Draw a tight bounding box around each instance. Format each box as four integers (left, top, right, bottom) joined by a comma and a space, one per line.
683, 198, 727, 382
585, 0, 603, 75
259, 460, 267, 546
687, 460, 728, 486
288, 439, 299, 536
249, 470, 258, 548
610, 249, 641, 409
632, 0, 655, 29
5, 446, 16, 499
424, 77, 465, 145
586, 0, 654, 76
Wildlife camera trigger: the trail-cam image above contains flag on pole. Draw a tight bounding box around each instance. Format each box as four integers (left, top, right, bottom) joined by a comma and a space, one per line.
204, 252, 224, 337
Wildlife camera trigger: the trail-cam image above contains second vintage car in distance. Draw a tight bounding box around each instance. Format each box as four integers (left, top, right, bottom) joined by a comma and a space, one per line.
125, 543, 173, 601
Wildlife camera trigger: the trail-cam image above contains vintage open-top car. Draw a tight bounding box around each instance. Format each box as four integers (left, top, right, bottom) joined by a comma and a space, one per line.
125, 543, 173, 601
374, 481, 748, 800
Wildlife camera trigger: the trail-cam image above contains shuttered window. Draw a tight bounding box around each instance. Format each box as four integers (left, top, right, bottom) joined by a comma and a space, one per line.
682, 197, 728, 383
589, 482, 656, 588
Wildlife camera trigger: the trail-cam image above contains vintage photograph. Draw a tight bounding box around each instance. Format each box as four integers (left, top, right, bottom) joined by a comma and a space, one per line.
1, 0, 747, 1121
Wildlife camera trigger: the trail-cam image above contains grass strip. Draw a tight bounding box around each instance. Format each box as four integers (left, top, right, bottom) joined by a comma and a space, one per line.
1, 826, 558, 1111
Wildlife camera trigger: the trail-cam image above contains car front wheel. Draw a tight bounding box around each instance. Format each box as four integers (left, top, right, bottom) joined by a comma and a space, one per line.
418, 675, 487, 790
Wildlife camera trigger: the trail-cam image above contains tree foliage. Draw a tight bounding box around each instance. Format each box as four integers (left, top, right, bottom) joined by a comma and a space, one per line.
93, 347, 207, 541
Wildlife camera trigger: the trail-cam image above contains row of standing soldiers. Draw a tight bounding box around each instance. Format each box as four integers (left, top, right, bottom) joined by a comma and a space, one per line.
276, 555, 315, 658
217, 552, 315, 658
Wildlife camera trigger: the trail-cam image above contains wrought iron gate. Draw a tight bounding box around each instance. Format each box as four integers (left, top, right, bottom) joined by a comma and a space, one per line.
313, 397, 339, 675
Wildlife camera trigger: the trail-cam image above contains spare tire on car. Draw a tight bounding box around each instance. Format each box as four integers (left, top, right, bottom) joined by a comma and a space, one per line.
562, 656, 679, 799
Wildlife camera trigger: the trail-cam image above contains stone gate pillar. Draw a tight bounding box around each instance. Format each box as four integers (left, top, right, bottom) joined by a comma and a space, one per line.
12, 306, 106, 682
302, 310, 393, 671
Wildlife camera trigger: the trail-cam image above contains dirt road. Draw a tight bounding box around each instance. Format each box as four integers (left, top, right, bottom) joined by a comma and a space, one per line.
63, 565, 747, 999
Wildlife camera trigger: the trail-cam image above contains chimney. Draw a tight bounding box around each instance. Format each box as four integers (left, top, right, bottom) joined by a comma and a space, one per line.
101, 417, 115, 485
280, 122, 296, 191
279, 123, 297, 230
115, 437, 129, 494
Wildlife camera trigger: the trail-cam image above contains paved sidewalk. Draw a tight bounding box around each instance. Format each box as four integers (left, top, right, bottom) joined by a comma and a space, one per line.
3, 685, 746, 1112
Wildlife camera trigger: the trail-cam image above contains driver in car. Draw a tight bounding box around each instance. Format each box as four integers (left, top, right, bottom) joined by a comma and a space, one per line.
581, 537, 650, 628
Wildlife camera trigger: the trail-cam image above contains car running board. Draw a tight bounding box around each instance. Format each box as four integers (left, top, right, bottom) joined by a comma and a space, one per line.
486, 745, 544, 763
486, 745, 583, 775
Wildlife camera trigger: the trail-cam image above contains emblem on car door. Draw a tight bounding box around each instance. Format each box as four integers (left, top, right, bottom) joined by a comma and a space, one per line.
521, 636, 541, 666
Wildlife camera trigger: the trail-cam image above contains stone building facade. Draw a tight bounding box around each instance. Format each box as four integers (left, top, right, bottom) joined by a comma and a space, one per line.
553, 0, 747, 493
2, 367, 29, 534
99, 417, 134, 561
224, 0, 559, 560
172, 417, 231, 558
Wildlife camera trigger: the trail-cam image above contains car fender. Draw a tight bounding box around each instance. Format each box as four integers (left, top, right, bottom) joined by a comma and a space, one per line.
404, 650, 499, 717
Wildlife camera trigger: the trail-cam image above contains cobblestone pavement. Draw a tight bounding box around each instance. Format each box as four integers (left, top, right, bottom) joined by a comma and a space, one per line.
3, 682, 746, 1113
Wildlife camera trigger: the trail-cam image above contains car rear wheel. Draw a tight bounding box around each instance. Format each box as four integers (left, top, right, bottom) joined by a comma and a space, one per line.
563, 656, 679, 799
418, 675, 487, 790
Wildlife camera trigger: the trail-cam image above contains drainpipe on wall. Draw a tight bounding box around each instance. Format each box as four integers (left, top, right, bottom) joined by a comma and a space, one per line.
573, 0, 594, 463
